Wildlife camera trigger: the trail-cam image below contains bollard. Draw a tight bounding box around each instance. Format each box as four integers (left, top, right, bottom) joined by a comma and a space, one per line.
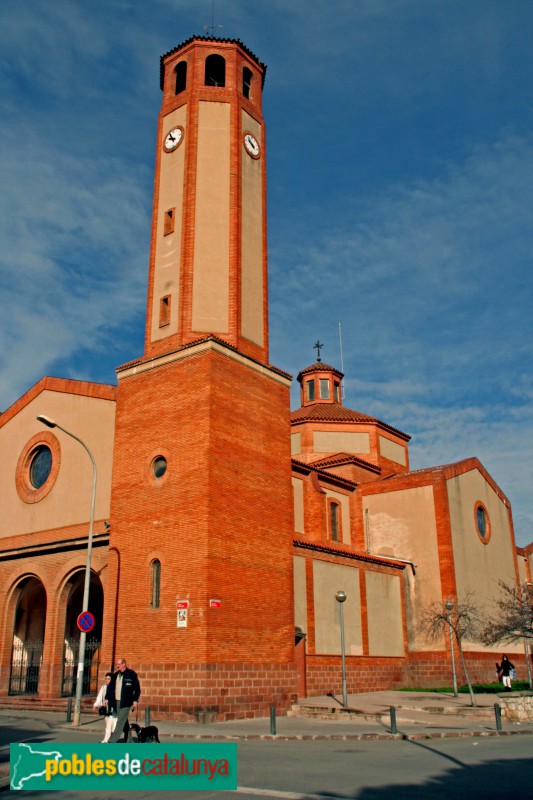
270, 705, 277, 736
390, 706, 398, 735
66, 698, 72, 723
494, 703, 502, 731
145, 706, 151, 727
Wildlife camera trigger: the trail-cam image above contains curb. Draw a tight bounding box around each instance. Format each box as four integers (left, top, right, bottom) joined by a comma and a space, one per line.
163, 728, 533, 741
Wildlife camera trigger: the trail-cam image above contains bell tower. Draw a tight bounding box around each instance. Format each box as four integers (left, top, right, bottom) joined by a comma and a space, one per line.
105, 37, 297, 721
145, 36, 269, 364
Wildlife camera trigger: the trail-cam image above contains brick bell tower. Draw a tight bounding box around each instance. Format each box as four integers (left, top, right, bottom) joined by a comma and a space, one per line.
103, 37, 297, 720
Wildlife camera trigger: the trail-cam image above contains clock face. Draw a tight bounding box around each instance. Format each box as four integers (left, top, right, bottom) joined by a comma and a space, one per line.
163, 127, 184, 152
243, 132, 260, 158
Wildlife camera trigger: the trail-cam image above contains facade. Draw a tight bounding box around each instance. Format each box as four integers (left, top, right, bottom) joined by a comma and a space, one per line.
1, 36, 531, 721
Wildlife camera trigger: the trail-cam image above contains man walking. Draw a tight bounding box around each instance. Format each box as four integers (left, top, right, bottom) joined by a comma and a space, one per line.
107, 658, 141, 742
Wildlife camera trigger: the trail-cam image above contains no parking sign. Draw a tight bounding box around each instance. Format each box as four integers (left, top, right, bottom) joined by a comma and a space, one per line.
77, 611, 95, 633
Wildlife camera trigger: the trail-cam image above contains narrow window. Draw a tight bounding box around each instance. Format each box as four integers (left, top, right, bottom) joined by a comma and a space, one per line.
243, 67, 252, 99
175, 61, 187, 94
330, 502, 340, 542
307, 380, 315, 401
150, 559, 161, 608
164, 208, 175, 236
205, 54, 226, 87
159, 295, 171, 327
319, 379, 330, 399
334, 382, 340, 402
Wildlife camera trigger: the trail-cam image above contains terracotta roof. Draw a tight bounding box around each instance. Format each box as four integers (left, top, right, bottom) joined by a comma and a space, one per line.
297, 362, 343, 380
290, 402, 409, 440
292, 458, 358, 489
292, 403, 375, 423
160, 36, 267, 89
293, 539, 406, 570
310, 452, 381, 473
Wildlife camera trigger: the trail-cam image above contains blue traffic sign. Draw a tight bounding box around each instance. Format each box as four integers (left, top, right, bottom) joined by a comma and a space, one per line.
77, 611, 95, 632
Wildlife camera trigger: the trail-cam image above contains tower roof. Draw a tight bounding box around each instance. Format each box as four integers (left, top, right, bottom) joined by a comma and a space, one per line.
160, 35, 267, 89
290, 402, 409, 439
296, 362, 343, 382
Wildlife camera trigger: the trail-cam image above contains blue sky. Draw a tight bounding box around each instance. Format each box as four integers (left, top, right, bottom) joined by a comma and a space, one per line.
1, 0, 532, 545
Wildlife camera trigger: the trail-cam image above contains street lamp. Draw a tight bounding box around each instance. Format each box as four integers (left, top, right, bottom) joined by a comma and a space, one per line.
445, 598, 458, 697
36, 415, 97, 726
335, 590, 348, 708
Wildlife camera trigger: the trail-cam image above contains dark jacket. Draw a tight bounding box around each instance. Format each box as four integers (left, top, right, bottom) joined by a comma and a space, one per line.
107, 667, 141, 709
498, 658, 514, 677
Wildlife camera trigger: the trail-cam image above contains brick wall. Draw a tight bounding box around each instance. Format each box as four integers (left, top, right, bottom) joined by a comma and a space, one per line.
120, 661, 297, 721
104, 342, 298, 716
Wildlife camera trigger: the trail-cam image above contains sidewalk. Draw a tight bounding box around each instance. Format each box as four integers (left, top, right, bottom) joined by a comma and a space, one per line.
2, 690, 532, 741
2, 691, 532, 792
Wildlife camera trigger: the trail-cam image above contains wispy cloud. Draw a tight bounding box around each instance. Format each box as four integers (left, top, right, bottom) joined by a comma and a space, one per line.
0, 0, 531, 544
0, 133, 150, 404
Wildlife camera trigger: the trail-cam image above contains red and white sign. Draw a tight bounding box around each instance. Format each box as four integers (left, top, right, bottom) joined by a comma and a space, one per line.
209, 598, 222, 609
176, 600, 189, 609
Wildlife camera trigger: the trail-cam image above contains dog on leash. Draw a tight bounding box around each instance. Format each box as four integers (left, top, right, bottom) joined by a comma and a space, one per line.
129, 723, 160, 743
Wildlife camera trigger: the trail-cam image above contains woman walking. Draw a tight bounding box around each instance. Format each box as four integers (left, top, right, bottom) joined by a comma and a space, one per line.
93, 672, 117, 742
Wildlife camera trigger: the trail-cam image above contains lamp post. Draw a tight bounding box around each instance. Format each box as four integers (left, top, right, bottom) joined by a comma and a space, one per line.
335, 590, 348, 708
445, 598, 458, 697
36, 415, 97, 726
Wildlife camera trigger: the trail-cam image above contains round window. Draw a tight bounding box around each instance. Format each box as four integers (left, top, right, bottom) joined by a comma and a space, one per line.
29, 445, 53, 489
474, 502, 491, 543
152, 456, 167, 479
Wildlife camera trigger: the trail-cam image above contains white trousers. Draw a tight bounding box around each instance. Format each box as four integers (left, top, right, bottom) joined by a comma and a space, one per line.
102, 714, 118, 742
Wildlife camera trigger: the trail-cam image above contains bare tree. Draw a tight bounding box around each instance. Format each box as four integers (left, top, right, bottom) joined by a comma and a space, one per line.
420, 595, 482, 706
480, 581, 533, 689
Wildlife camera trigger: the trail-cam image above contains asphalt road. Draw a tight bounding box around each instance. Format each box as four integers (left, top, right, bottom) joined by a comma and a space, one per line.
1, 715, 532, 799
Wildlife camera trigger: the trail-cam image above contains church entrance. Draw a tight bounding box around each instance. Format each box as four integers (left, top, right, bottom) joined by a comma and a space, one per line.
9, 577, 47, 695
61, 571, 103, 697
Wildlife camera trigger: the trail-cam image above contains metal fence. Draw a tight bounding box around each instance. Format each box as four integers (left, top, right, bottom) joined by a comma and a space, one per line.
9, 639, 44, 695
61, 637, 101, 697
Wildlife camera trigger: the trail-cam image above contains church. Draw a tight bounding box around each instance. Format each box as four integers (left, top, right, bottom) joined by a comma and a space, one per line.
0, 35, 531, 721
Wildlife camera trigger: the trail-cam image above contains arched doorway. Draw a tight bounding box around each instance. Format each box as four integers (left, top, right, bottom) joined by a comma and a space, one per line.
61, 571, 104, 697
9, 577, 47, 695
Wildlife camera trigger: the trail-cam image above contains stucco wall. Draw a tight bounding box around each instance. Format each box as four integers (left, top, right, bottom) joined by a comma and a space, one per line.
151, 104, 187, 343
240, 109, 264, 348
447, 469, 518, 651
379, 435, 406, 466
313, 561, 362, 655
313, 431, 370, 455
0, 389, 115, 537
192, 101, 230, 333
366, 571, 404, 656
291, 432, 301, 455
293, 555, 307, 633
363, 485, 443, 651
292, 477, 304, 534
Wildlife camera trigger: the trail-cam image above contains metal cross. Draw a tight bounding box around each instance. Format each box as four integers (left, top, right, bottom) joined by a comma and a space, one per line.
203, 0, 223, 36
314, 340, 324, 362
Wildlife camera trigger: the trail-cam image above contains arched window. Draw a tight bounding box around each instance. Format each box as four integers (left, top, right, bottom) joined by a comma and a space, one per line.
150, 559, 161, 608
205, 54, 226, 87
330, 502, 340, 542
242, 67, 252, 99
175, 61, 187, 94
